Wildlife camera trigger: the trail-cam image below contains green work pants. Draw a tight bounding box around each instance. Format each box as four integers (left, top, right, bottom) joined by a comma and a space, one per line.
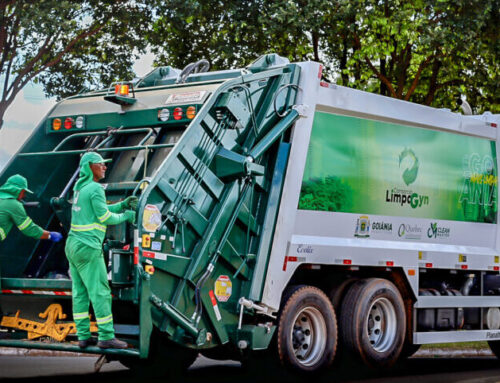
65, 237, 114, 341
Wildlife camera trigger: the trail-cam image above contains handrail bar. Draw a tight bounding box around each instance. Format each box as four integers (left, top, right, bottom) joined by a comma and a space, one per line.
52, 127, 154, 152
18, 143, 175, 157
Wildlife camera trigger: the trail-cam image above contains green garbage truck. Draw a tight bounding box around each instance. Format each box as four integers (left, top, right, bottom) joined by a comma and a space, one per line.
1, 54, 500, 374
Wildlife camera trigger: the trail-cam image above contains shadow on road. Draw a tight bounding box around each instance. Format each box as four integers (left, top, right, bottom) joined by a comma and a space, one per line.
1, 357, 499, 383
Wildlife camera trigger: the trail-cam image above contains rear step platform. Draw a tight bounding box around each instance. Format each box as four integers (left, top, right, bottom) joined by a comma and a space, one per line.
0, 339, 139, 357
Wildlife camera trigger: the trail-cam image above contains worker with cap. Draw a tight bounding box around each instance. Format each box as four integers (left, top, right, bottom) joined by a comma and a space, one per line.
0, 174, 63, 243
66, 152, 137, 349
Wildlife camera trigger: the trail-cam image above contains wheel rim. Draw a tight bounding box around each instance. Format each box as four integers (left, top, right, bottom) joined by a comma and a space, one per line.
290, 307, 327, 367
366, 297, 397, 353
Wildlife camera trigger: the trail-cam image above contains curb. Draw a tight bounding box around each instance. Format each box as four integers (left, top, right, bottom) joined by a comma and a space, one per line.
413, 348, 493, 357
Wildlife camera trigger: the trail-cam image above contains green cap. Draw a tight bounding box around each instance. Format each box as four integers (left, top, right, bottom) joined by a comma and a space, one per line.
79, 152, 112, 167
0, 174, 33, 199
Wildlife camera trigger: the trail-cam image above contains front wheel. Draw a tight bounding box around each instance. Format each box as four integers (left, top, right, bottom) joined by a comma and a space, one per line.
277, 285, 337, 373
340, 278, 405, 368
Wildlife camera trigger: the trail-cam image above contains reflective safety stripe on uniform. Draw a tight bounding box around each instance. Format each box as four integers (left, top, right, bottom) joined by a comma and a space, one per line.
17, 217, 32, 231
96, 314, 113, 325
70, 223, 106, 233
73, 312, 89, 320
98, 211, 111, 223
0, 227, 5, 241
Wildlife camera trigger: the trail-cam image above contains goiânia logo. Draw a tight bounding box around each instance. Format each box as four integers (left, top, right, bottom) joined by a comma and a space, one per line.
399, 148, 419, 186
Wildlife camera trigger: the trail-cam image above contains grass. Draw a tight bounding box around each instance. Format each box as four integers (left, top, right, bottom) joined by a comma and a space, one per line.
421, 341, 489, 350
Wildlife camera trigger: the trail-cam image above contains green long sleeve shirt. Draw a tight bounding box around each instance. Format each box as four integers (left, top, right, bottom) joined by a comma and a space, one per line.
0, 199, 44, 241
68, 181, 129, 250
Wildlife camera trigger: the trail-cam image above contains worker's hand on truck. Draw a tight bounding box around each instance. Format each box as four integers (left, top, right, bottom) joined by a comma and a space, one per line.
48, 232, 63, 242
123, 210, 136, 223
123, 196, 139, 210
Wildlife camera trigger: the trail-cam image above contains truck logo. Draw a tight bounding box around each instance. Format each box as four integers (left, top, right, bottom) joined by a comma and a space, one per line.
427, 222, 450, 239
354, 216, 370, 237
398, 223, 422, 240
399, 148, 419, 186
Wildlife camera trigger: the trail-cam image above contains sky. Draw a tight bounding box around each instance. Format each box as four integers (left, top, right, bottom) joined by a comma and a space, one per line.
0, 51, 155, 171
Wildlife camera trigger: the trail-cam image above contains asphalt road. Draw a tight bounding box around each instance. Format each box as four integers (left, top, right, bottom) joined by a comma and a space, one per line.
1, 355, 500, 383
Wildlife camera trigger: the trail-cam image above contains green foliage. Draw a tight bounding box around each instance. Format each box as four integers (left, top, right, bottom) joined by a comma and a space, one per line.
148, 0, 499, 113
298, 177, 352, 212
0, 0, 152, 128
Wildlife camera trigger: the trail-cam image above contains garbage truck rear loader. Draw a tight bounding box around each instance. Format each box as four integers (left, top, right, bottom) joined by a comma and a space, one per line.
1, 54, 500, 375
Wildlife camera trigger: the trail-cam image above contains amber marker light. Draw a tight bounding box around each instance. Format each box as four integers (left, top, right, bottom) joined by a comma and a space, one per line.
186, 106, 196, 119
53, 118, 62, 131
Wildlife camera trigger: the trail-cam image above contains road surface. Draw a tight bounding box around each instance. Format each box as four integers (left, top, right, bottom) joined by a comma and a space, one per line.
0, 355, 500, 382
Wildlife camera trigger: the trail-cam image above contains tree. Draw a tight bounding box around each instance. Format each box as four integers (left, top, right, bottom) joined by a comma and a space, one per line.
0, 0, 152, 130
148, 0, 498, 113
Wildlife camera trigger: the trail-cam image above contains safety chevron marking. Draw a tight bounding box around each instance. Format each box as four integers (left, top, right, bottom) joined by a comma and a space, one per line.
1, 290, 72, 296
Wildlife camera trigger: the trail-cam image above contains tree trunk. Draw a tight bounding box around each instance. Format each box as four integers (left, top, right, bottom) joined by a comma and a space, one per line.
380, 58, 387, 96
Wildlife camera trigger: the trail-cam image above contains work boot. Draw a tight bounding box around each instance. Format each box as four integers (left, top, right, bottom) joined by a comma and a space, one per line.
78, 337, 97, 349
97, 338, 128, 349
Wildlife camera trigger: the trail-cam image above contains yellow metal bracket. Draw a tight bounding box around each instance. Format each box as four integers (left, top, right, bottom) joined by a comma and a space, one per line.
0, 303, 98, 342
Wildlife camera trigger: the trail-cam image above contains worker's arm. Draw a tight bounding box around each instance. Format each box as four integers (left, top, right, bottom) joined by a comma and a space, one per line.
108, 196, 138, 213
9, 202, 44, 239
91, 187, 135, 226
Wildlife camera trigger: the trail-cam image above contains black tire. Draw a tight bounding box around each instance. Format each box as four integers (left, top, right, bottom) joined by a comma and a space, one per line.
277, 285, 337, 373
488, 341, 500, 358
340, 278, 405, 368
119, 332, 198, 377
400, 343, 421, 358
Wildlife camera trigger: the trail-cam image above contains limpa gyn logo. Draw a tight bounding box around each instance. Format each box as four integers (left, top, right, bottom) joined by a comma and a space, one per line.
399, 148, 419, 186
385, 147, 429, 209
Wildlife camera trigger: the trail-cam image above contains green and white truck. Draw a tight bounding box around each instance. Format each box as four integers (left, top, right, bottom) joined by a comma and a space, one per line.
0, 54, 499, 374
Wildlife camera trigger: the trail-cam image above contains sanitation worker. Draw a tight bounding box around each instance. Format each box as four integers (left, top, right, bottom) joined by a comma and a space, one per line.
66, 152, 137, 349
0, 174, 63, 243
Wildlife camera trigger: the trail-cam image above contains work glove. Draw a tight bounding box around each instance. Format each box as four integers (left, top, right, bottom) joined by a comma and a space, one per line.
123, 210, 136, 223
49, 232, 63, 243
123, 196, 139, 210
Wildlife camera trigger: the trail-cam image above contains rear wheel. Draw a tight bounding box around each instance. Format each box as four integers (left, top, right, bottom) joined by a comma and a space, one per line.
340, 278, 405, 368
488, 341, 500, 359
277, 285, 337, 373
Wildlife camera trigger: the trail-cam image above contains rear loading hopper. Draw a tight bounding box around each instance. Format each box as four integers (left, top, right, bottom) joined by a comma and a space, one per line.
0, 54, 301, 368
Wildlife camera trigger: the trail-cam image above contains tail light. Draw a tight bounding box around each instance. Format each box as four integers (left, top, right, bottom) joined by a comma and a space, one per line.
158, 109, 170, 121
52, 118, 62, 131
186, 106, 196, 119
75, 116, 84, 129
173, 107, 183, 120
64, 117, 74, 130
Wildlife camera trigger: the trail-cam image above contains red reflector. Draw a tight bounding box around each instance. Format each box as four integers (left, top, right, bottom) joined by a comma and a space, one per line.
461, 265, 468, 270
288, 256, 298, 262
343, 259, 352, 265
386, 261, 394, 266
320, 81, 329, 87
209, 290, 217, 306
64, 117, 73, 130
425, 263, 433, 268
492, 123, 498, 128
494, 266, 499, 271
408, 269, 416, 276
173, 107, 183, 120
133, 247, 139, 265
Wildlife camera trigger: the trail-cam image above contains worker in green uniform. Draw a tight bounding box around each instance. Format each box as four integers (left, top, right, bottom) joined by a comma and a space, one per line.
0, 174, 63, 243
65, 152, 137, 349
